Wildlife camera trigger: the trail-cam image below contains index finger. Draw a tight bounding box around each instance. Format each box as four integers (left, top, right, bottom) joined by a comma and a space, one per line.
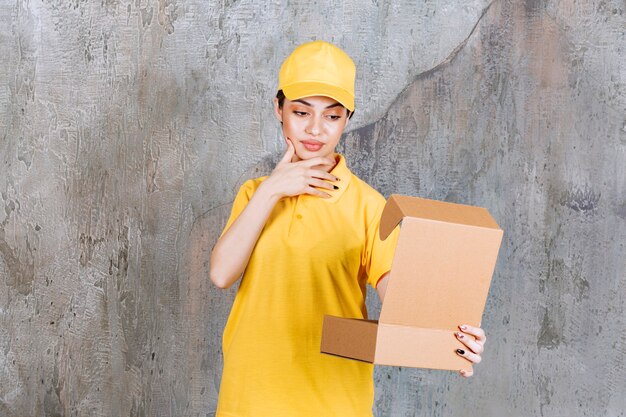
278, 138, 295, 165
459, 324, 486, 343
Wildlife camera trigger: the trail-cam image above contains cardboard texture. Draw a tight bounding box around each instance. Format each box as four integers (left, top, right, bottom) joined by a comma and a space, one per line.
320, 194, 504, 371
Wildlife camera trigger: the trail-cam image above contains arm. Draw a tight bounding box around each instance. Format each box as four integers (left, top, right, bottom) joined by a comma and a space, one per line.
375, 272, 390, 303
210, 139, 338, 289
209, 183, 280, 289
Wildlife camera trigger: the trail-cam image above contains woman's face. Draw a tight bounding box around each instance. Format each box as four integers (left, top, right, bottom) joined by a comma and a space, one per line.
273, 95, 350, 164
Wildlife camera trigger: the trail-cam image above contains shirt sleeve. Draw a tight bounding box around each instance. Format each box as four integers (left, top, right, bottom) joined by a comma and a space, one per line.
219, 179, 255, 239
363, 202, 401, 288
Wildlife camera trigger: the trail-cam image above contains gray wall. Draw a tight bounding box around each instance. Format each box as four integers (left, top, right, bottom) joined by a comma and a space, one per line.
1, 0, 625, 416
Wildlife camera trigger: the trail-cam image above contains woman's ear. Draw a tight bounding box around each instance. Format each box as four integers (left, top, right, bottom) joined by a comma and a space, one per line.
272, 97, 283, 124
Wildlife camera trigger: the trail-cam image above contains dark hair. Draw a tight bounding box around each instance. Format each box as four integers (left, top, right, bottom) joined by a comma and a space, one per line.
276, 90, 354, 120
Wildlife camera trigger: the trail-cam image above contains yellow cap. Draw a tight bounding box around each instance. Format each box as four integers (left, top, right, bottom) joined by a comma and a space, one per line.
278, 40, 356, 112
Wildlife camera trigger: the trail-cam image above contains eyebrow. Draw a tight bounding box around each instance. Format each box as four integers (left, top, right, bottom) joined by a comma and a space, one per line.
292, 99, 344, 109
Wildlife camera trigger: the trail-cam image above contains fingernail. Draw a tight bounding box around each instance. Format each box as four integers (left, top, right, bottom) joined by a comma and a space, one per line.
333, 185, 339, 190
460, 325, 467, 331
456, 349, 465, 355
456, 332, 464, 339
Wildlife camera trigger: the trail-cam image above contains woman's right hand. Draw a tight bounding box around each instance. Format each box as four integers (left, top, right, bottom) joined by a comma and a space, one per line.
261, 138, 340, 200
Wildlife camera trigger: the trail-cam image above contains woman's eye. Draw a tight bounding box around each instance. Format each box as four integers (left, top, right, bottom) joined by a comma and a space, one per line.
327, 115, 341, 120
293, 111, 307, 116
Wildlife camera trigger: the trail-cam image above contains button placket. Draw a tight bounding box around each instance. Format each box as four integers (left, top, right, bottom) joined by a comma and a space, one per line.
288, 195, 306, 238
295, 194, 304, 220
287, 196, 300, 237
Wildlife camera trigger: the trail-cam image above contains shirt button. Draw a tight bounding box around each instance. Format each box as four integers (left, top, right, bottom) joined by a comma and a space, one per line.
296, 214, 302, 219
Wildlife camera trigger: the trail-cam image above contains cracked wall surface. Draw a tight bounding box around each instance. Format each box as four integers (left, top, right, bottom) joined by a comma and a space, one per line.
1, 0, 625, 416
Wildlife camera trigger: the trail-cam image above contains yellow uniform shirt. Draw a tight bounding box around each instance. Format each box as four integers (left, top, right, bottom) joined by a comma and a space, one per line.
216, 152, 400, 417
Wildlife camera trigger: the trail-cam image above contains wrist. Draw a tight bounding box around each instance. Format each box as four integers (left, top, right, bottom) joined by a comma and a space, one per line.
255, 180, 282, 205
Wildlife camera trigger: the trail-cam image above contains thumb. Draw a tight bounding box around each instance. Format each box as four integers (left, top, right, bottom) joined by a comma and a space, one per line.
279, 137, 295, 165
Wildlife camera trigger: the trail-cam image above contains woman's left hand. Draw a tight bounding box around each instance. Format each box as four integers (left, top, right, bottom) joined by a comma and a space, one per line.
454, 324, 486, 378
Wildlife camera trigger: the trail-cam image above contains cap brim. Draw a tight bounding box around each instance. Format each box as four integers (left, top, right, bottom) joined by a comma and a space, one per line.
283, 81, 354, 112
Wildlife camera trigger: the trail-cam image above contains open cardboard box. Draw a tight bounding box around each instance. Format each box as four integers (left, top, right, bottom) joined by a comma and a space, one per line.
320, 194, 503, 371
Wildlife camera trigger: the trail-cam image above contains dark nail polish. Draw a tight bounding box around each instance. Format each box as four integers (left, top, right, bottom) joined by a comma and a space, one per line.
333, 185, 339, 190
456, 349, 465, 355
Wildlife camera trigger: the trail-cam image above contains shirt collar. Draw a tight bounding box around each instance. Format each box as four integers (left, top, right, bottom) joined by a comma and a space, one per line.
307, 152, 352, 203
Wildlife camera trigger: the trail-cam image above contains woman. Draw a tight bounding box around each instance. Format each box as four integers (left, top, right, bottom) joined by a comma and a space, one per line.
210, 40, 487, 417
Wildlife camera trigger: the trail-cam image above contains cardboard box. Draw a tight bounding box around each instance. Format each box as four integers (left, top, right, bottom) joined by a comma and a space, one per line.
320, 194, 503, 371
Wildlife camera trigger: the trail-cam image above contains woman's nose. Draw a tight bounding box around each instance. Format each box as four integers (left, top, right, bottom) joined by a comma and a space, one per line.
306, 117, 321, 135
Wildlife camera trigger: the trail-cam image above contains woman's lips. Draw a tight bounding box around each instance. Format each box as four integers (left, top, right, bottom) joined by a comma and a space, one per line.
301, 140, 323, 151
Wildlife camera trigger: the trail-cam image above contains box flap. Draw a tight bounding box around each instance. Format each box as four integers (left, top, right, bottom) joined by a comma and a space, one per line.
374, 324, 471, 371
379, 196, 503, 329
380, 194, 501, 241
320, 316, 378, 363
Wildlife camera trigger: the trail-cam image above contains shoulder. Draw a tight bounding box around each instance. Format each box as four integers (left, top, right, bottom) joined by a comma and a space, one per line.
349, 173, 387, 207
346, 173, 388, 223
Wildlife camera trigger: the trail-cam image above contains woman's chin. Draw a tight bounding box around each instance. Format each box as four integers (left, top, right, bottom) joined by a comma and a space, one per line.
296, 151, 323, 160
293, 148, 314, 160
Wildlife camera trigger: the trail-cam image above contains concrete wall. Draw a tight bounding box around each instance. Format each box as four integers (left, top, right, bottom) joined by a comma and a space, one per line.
1, 0, 624, 416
